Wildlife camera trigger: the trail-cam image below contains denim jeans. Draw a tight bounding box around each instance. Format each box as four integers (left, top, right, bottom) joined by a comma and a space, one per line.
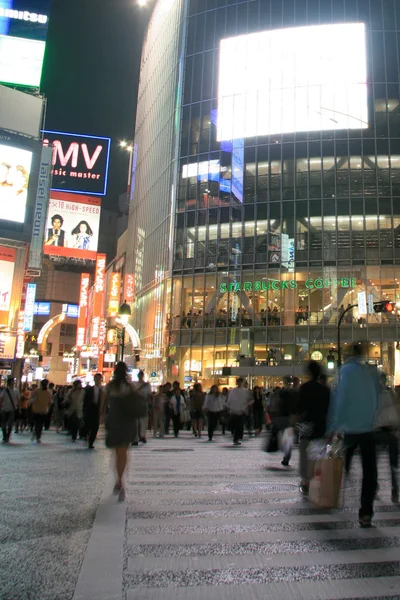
345, 432, 377, 519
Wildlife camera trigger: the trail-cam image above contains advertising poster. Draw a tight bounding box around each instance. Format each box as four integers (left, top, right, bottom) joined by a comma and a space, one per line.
124, 274, 135, 304
43, 191, 101, 261
0, 333, 17, 361
28, 145, 53, 272
108, 272, 121, 317
23, 282, 36, 332
0, 143, 32, 223
0, 246, 16, 326
0, 0, 51, 88
76, 273, 90, 349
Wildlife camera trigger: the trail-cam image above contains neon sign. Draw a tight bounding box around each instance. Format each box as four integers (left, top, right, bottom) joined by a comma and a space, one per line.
220, 277, 357, 294
0, 9, 48, 23
42, 131, 111, 196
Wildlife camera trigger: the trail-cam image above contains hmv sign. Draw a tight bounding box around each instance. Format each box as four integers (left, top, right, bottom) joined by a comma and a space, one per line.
42, 130, 111, 196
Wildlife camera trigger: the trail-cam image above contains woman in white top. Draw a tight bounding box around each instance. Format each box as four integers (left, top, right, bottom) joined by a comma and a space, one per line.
203, 385, 222, 441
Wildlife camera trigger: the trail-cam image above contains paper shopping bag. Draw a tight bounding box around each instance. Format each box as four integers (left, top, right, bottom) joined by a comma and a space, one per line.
309, 456, 344, 509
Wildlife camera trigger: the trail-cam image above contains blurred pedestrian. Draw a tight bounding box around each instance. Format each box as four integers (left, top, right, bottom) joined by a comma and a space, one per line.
54, 386, 66, 433
296, 361, 330, 495
15, 384, 30, 433
105, 362, 138, 502
153, 385, 166, 438
163, 381, 172, 435
252, 386, 265, 435
30, 379, 52, 443
203, 385, 222, 441
44, 382, 55, 430
169, 381, 186, 437
190, 383, 205, 438
83, 373, 106, 450
219, 387, 229, 435
269, 377, 298, 466
227, 378, 250, 446
375, 372, 400, 503
0, 377, 20, 443
328, 344, 380, 527
66, 380, 85, 442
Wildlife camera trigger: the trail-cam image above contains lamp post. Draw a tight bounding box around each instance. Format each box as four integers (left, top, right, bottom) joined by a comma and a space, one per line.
118, 300, 131, 362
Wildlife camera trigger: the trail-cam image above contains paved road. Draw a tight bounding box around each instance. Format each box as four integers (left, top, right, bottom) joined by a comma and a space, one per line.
0, 429, 110, 600
1, 429, 400, 600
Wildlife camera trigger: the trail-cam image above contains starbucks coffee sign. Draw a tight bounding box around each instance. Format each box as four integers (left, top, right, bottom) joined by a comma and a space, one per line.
219, 277, 357, 294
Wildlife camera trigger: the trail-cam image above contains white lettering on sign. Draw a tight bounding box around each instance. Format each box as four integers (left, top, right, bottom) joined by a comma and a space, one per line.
76, 327, 86, 348
80, 276, 89, 307
43, 139, 103, 171
95, 258, 105, 293
0, 8, 48, 23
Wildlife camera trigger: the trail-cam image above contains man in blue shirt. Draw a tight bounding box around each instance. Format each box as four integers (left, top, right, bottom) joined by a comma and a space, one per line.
328, 344, 380, 527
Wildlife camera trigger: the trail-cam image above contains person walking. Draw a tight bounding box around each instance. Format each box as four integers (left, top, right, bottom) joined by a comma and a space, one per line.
54, 386, 66, 433
134, 371, 151, 444
163, 381, 172, 435
30, 379, 52, 443
328, 344, 380, 527
169, 381, 186, 437
296, 361, 330, 495
153, 385, 166, 438
269, 377, 297, 466
190, 383, 205, 437
105, 362, 138, 502
252, 386, 265, 436
83, 373, 105, 450
203, 385, 222, 441
219, 387, 229, 435
66, 380, 85, 442
44, 382, 55, 430
226, 378, 250, 446
0, 377, 20, 443
375, 372, 400, 503
15, 384, 30, 433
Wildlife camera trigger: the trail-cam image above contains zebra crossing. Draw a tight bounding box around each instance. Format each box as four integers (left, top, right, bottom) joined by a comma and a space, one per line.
123, 432, 400, 600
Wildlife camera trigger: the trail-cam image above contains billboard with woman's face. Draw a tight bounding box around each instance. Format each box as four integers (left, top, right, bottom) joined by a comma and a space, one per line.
0, 143, 32, 223
43, 191, 101, 262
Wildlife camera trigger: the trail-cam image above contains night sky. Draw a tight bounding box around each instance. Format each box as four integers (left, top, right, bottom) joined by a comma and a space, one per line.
41, 0, 150, 210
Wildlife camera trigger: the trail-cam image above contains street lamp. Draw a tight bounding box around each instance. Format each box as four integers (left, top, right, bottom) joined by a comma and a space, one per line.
120, 140, 135, 191
118, 300, 132, 362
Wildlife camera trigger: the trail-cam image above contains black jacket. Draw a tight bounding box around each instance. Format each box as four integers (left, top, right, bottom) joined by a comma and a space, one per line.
297, 380, 330, 439
83, 386, 103, 421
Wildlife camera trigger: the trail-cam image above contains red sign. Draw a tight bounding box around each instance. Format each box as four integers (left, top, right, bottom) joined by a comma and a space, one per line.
124, 273, 135, 304
91, 254, 106, 344
76, 273, 90, 349
108, 272, 121, 317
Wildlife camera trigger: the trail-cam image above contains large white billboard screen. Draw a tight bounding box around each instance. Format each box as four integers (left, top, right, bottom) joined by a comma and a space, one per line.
217, 23, 368, 141
0, 34, 45, 87
0, 144, 32, 223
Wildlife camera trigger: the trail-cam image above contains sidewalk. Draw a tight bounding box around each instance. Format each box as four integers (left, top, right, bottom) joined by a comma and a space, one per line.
72, 431, 400, 600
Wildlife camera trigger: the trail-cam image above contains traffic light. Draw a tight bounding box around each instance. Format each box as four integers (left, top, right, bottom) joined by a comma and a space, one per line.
374, 301, 395, 313
326, 353, 335, 370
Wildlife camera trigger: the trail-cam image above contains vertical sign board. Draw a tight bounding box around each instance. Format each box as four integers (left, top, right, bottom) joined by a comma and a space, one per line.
0, 246, 16, 326
124, 274, 135, 304
28, 146, 53, 273
108, 272, 121, 317
368, 293, 374, 315
23, 283, 36, 331
76, 273, 90, 349
91, 254, 106, 345
358, 291, 367, 315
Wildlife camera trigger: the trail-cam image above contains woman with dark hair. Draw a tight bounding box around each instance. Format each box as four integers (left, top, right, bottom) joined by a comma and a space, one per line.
30, 379, 52, 443
71, 220, 93, 250
252, 386, 265, 435
297, 361, 331, 495
105, 362, 137, 501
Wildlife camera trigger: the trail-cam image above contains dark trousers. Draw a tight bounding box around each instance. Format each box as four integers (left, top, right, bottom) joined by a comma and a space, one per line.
164, 404, 171, 435
1, 411, 14, 441
230, 414, 244, 442
34, 414, 45, 441
172, 414, 181, 437
345, 432, 377, 519
272, 416, 292, 464
69, 413, 80, 441
86, 417, 100, 448
207, 412, 220, 440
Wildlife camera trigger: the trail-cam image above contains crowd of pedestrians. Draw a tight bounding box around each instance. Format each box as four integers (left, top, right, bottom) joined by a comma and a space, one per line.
1, 346, 400, 522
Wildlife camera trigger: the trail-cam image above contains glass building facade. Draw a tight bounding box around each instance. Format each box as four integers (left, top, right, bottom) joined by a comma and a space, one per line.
126, 0, 400, 387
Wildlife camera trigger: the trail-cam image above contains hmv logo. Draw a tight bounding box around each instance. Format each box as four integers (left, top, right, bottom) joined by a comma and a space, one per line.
42, 130, 111, 196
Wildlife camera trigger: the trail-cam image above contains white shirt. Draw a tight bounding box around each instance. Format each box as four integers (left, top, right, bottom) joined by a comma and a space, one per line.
227, 387, 250, 415
0, 387, 20, 412
203, 393, 223, 413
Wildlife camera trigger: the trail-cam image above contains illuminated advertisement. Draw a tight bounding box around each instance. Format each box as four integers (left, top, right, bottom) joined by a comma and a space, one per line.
91, 254, 106, 345
42, 131, 111, 196
0, 246, 16, 326
0, 143, 32, 223
0, 333, 17, 360
34, 301, 50, 316
76, 273, 90, 349
108, 272, 121, 317
217, 23, 368, 140
23, 282, 36, 331
0, 1, 51, 88
124, 273, 135, 304
43, 191, 101, 261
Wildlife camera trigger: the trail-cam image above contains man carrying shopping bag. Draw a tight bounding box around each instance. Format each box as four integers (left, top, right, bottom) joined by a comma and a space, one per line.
327, 344, 380, 528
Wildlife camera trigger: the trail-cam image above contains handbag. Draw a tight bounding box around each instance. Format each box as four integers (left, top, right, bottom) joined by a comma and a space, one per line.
308, 443, 344, 509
